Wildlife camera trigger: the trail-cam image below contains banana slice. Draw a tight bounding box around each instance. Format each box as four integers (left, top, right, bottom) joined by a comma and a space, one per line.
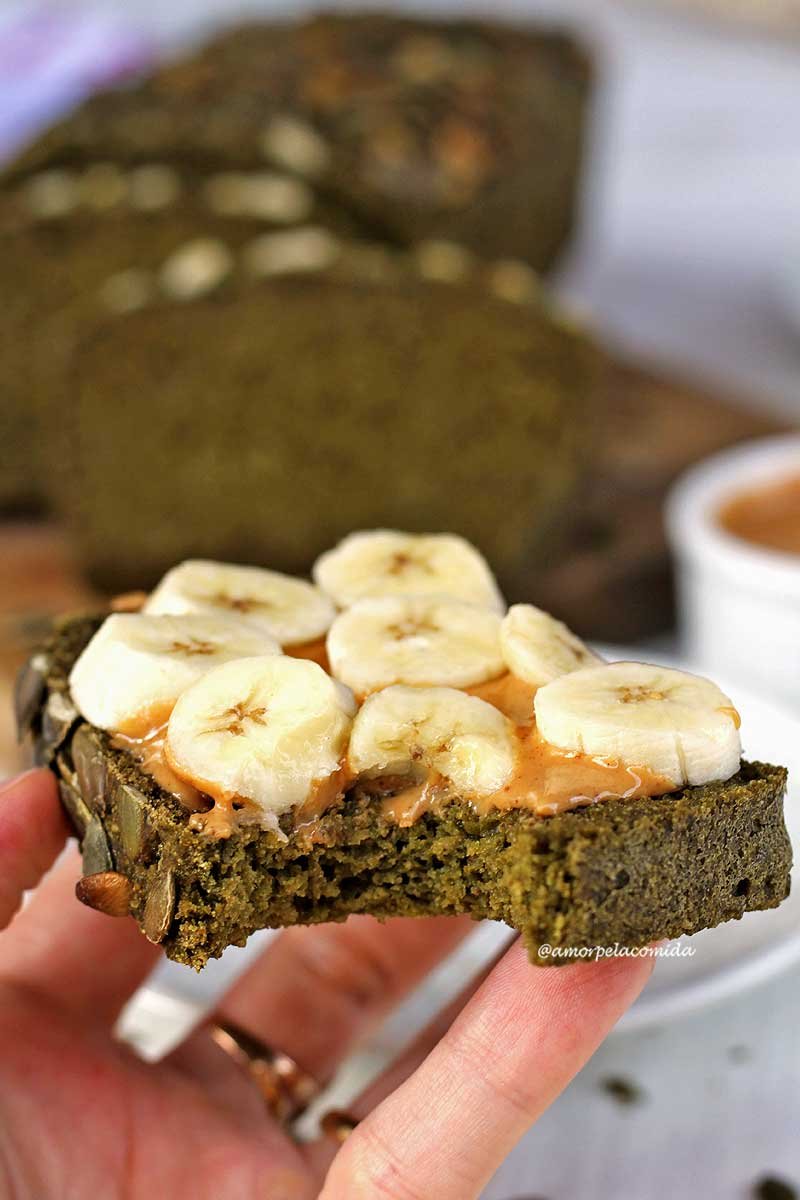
348, 685, 516, 797
312, 530, 505, 612
534, 661, 742, 788
165, 655, 355, 831
326, 596, 504, 695
69, 613, 280, 732
144, 559, 335, 646
500, 604, 603, 687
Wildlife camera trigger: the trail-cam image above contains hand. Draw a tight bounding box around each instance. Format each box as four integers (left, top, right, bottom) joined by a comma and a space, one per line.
0, 770, 653, 1199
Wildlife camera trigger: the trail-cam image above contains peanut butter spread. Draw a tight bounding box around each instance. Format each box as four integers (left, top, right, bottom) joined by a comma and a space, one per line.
467, 671, 538, 725
285, 636, 330, 671
718, 472, 800, 556
381, 738, 670, 825
379, 680, 670, 826
112, 711, 209, 813
718, 705, 741, 730
111, 668, 673, 833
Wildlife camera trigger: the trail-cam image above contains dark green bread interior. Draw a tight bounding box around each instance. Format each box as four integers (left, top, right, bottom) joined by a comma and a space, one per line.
0, 203, 360, 514
18, 616, 793, 969
66, 271, 590, 595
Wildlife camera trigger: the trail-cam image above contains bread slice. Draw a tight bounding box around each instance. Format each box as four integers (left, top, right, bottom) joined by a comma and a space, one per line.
18, 615, 792, 969
6, 14, 591, 272
59, 244, 592, 594
0, 182, 356, 515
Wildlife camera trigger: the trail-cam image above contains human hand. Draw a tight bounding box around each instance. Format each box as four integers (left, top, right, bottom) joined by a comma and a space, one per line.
0, 770, 653, 1199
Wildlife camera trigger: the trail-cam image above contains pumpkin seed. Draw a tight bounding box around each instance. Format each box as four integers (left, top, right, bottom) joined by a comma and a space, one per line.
129, 164, 180, 211
487, 259, 541, 305
41, 691, 79, 756
79, 162, 127, 210
57, 779, 92, 838
260, 115, 330, 178
143, 866, 176, 943
160, 238, 233, 300
242, 227, 338, 277
116, 782, 152, 860
71, 725, 107, 810
82, 817, 113, 875
23, 170, 78, 218
13, 652, 49, 740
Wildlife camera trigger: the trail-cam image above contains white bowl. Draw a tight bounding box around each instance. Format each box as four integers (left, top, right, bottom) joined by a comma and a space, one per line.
666, 434, 800, 708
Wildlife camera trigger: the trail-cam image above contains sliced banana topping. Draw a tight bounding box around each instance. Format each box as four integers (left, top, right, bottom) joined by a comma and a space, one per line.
165, 656, 355, 831
145, 560, 336, 646
313, 530, 505, 612
349, 685, 516, 798
69, 613, 279, 733
500, 604, 603, 687
65, 537, 746, 832
327, 596, 504, 695
534, 661, 742, 789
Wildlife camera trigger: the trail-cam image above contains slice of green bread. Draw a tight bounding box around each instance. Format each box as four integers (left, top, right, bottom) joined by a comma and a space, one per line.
56, 234, 593, 595
18, 616, 792, 970
7, 13, 591, 271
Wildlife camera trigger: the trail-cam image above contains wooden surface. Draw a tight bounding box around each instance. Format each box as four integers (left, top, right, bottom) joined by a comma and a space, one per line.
533, 353, 791, 641
0, 523, 98, 778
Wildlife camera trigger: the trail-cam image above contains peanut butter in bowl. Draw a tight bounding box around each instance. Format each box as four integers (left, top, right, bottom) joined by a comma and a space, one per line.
667, 435, 800, 708
718, 471, 800, 557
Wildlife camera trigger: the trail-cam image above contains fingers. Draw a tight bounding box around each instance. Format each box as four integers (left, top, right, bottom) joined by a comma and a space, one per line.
304, 936, 507, 1184
319, 941, 654, 1200
349, 938, 511, 1119
0, 770, 69, 929
217, 913, 474, 1083
1, 846, 160, 1023
0, 770, 159, 1023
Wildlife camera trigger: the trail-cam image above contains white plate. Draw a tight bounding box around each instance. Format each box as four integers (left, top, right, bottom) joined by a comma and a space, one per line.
120, 648, 800, 1060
